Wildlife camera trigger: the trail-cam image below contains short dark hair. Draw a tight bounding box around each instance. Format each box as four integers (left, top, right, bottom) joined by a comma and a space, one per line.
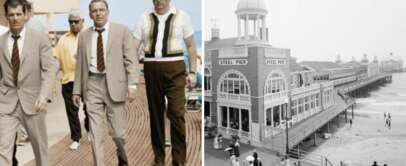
3, 0, 30, 14
88, 0, 109, 11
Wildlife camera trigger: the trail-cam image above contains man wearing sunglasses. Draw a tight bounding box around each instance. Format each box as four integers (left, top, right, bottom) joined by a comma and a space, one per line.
54, 9, 90, 151
133, 0, 198, 165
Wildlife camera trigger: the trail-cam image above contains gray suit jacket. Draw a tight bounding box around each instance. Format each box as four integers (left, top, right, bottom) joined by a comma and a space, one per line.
0, 28, 58, 115
73, 22, 139, 102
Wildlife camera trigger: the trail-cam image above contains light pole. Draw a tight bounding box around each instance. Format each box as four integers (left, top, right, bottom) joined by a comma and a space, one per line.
285, 91, 292, 166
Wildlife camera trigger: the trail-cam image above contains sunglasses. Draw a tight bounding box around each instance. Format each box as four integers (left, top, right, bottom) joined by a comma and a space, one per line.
68, 20, 81, 25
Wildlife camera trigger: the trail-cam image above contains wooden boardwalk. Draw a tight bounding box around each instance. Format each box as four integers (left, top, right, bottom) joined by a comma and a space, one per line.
26, 84, 202, 166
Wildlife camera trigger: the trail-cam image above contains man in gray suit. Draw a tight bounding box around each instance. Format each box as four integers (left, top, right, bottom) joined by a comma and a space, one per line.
0, 0, 58, 165
72, 0, 139, 165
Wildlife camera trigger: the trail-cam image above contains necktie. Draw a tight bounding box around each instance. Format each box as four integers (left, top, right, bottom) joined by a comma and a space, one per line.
11, 35, 20, 86
96, 28, 105, 72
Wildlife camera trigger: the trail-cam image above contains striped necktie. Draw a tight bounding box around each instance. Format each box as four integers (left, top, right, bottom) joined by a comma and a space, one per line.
11, 35, 20, 86
96, 28, 105, 72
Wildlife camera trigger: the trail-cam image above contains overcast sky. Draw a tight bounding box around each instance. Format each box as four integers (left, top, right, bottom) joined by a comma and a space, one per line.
204, 0, 406, 63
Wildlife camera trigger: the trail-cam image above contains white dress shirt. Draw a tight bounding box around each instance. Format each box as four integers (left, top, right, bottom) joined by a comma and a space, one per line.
133, 6, 194, 62
7, 27, 26, 61
89, 22, 109, 73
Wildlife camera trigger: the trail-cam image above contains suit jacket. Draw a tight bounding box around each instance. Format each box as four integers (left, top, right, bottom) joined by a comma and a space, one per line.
0, 28, 58, 115
73, 22, 139, 102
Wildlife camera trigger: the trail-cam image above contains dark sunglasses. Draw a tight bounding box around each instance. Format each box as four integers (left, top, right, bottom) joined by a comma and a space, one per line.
68, 20, 81, 25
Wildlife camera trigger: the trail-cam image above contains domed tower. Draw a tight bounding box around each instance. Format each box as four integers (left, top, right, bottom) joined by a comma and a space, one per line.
335, 54, 342, 64
361, 53, 369, 64
235, 0, 269, 44
373, 56, 378, 63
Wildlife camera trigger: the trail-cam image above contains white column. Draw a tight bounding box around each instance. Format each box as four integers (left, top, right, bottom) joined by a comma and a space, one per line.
254, 16, 257, 39
237, 15, 241, 39
244, 15, 249, 40
262, 17, 266, 41
227, 107, 230, 128
279, 105, 282, 126
271, 108, 274, 127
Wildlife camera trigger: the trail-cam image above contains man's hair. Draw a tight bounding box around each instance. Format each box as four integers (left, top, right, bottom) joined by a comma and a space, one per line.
88, 0, 109, 11
3, 0, 30, 14
69, 9, 84, 19
152, 0, 171, 3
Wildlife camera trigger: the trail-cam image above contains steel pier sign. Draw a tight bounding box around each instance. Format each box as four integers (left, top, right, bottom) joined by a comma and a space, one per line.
219, 59, 248, 66
265, 58, 286, 65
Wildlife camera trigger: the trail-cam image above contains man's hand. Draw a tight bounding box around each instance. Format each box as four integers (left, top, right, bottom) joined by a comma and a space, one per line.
72, 95, 81, 107
127, 87, 137, 103
34, 96, 47, 112
187, 73, 196, 88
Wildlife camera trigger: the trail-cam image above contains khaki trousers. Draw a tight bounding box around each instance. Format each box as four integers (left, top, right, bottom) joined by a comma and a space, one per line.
0, 102, 48, 166
86, 74, 128, 166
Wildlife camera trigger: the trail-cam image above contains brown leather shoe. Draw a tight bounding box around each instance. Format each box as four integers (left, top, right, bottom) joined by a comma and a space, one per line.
153, 158, 164, 166
172, 161, 185, 166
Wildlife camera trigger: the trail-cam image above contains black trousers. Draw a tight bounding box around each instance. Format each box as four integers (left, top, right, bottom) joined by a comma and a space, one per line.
62, 82, 89, 142
144, 61, 187, 165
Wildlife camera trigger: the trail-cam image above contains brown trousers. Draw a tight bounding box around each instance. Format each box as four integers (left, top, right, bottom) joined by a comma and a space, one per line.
144, 61, 187, 165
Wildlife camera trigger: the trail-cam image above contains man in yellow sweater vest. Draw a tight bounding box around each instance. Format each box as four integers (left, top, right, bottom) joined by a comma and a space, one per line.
54, 9, 89, 150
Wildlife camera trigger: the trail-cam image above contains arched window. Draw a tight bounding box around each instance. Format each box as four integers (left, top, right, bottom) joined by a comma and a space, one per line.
218, 70, 250, 95
265, 72, 286, 94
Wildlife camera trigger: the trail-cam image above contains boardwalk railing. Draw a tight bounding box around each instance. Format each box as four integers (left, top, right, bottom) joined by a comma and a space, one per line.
263, 93, 354, 154
289, 148, 334, 166
337, 74, 389, 94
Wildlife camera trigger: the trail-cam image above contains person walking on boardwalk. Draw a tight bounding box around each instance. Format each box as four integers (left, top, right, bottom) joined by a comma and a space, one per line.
349, 118, 353, 128
72, 0, 139, 165
371, 161, 378, 166
252, 151, 263, 166
0, 0, 59, 165
54, 9, 90, 151
132, 0, 198, 165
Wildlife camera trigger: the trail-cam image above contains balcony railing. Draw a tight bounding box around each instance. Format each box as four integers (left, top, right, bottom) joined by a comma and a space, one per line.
217, 93, 251, 103
218, 126, 251, 140
264, 91, 288, 101
264, 125, 284, 137
291, 84, 320, 96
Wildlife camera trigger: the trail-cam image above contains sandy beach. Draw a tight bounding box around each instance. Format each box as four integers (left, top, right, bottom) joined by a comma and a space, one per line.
310, 74, 406, 166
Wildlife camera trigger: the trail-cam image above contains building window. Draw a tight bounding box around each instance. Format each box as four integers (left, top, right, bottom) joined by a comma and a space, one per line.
281, 104, 287, 120
305, 96, 310, 111
298, 98, 304, 114
265, 72, 286, 94
266, 108, 272, 126
311, 94, 315, 109
221, 106, 227, 127
316, 93, 320, 107
219, 70, 249, 95
204, 102, 210, 118
204, 68, 211, 91
241, 109, 249, 132
273, 105, 281, 126
291, 100, 297, 117
229, 107, 239, 130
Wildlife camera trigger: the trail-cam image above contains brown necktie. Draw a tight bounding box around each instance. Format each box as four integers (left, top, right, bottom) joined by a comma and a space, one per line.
96, 28, 105, 72
11, 35, 20, 86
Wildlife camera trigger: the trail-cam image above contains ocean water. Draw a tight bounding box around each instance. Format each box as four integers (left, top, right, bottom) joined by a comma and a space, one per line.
356, 73, 406, 115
